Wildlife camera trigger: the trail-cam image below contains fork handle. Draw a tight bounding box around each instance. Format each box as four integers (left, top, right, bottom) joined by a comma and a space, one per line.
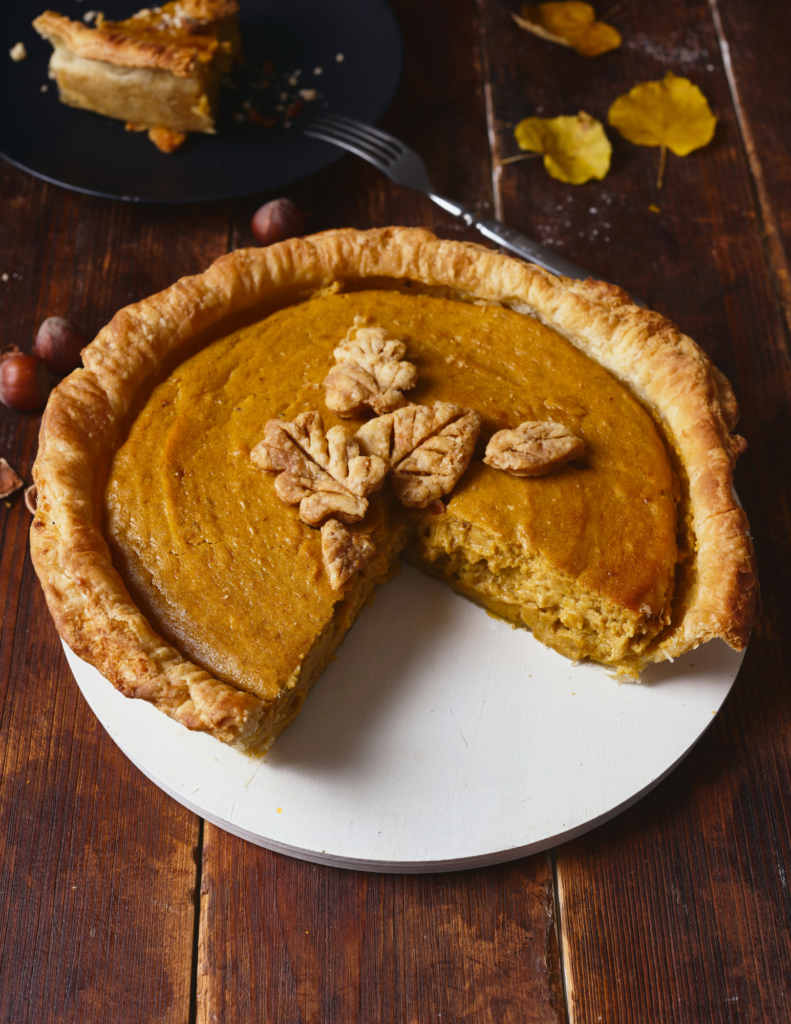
474, 219, 593, 281
429, 194, 645, 305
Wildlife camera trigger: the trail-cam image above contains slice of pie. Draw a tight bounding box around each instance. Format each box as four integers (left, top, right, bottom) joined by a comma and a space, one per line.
33, 0, 240, 152
29, 229, 759, 754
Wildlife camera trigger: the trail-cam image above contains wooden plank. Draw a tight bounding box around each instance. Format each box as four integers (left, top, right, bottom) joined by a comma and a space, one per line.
198, 834, 565, 1024
200, 2, 565, 1021
478, 0, 791, 1019
711, 0, 791, 328
0, 165, 231, 1023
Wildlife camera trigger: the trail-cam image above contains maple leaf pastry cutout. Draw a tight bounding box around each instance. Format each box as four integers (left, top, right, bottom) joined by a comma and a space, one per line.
355, 402, 482, 508
321, 519, 377, 590
323, 316, 418, 417
483, 420, 585, 476
251, 411, 388, 524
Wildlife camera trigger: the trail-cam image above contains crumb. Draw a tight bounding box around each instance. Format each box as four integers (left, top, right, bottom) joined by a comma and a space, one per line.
10, 42, 27, 62
83, 11, 97, 24
279, 91, 288, 101
335, 53, 345, 62
285, 99, 304, 120
288, 75, 299, 86
649, 204, 661, 213
248, 109, 277, 127
41, 84, 48, 92
233, 111, 245, 122
148, 126, 187, 153
1, 274, 8, 282
299, 88, 317, 102
313, 66, 323, 75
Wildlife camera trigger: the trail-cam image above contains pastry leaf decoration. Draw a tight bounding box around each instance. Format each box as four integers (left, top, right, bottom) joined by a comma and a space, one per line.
512, 112, 612, 184
251, 412, 388, 525
324, 315, 417, 417
484, 420, 585, 477
608, 72, 717, 188
321, 519, 377, 590
355, 403, 482, 508
512, 2, 621, 57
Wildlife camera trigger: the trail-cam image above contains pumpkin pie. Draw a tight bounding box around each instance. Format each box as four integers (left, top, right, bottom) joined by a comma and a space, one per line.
29, 228, 759, 754
33, 0, 240, 152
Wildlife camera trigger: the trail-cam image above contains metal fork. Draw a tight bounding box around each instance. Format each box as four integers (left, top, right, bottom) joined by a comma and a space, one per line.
304, 113, 638, 298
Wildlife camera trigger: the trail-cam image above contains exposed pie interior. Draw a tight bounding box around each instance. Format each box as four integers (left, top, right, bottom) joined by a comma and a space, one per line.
30, 229, 759, 754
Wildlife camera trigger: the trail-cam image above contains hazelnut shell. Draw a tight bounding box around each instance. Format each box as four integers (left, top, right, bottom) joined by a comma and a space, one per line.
33, 316, 87, 376
251, 198, 305, 246
0, 353, 52, 412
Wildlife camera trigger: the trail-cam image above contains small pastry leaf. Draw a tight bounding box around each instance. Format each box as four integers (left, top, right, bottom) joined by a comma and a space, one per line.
484, 420, 585, 477
321, 518, 377, 590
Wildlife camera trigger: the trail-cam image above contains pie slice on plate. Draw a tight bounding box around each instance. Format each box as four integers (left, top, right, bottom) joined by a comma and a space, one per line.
30, 228, 759, 754
33, 0, 240, 152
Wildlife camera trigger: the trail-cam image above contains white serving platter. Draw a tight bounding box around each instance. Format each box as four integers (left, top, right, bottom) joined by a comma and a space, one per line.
63, 563, 744, 873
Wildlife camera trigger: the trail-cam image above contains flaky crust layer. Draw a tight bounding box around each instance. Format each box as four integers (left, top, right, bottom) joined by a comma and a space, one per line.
33, 8, 232, 78
30, 228, 759, 751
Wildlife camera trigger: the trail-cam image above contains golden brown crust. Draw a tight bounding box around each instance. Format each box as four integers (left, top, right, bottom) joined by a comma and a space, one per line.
33, 10, 217, 77
30, 228, 759, 751
181, 0, 239, 20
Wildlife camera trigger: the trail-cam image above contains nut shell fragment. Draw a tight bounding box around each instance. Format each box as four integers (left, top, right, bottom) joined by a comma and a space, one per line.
0, 458, 23, 500
251, 411, 388, 524
324, 316, 417, 417
321, 518, 377, 590
484, 420, 584, 476
24, 483, 37, 514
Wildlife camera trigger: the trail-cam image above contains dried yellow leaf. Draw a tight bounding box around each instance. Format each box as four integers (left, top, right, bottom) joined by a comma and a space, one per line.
512, 2, 621, 57
513, 111, 611, 184
608, 72, 716, 186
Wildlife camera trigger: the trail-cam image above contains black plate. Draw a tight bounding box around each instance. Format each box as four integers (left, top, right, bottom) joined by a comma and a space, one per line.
1, 0, 403, 203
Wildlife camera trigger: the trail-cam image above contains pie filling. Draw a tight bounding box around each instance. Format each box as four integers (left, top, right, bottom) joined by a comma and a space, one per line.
105, 286, 680, 722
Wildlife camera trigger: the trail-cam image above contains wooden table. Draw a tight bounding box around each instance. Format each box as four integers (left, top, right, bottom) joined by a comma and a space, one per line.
2, 1, 790, 1020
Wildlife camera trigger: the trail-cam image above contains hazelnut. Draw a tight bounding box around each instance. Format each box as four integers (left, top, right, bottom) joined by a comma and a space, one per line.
0, 352, 51, 411
33, 317, 87, 376
251, 198, 305, 246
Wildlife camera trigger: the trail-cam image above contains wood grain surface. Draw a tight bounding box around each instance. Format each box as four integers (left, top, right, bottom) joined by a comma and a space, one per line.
1, 0, 790, 1020
198, 836, 564, 1024
478, 0, 791, 1020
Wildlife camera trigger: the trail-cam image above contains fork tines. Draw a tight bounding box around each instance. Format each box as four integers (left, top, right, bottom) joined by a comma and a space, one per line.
305, 114, 404, 166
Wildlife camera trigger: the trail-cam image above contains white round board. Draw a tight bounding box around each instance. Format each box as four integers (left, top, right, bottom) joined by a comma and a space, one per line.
63, 563, 744, 873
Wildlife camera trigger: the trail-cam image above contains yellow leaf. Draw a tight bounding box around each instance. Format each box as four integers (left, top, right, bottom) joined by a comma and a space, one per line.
608, 72, 716, 156
512, 2, 621, 57
513, 111, 611, 184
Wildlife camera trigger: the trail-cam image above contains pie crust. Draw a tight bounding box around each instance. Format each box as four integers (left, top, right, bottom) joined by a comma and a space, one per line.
30, 228, 759, 752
